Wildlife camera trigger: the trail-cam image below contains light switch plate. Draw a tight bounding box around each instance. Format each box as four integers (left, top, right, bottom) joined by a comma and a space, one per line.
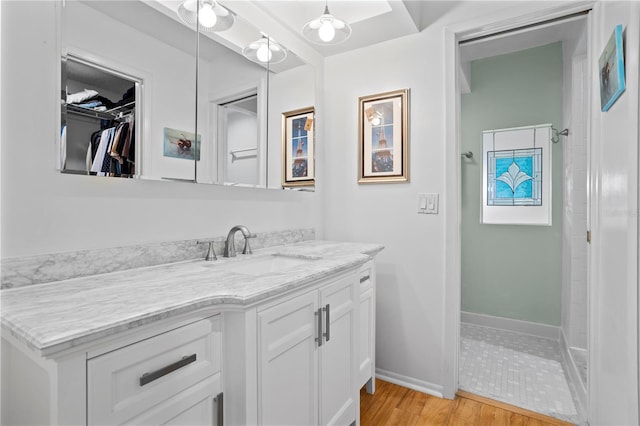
418, 193, 439, 214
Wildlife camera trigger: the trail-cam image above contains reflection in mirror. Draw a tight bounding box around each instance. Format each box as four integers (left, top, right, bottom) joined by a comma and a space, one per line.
194, 21, 267, 187
58, 0, 315, 189
61, 56, 140, 177
217, 94, 260, 186
60, 0, 197, 182
268, 63, 316, 189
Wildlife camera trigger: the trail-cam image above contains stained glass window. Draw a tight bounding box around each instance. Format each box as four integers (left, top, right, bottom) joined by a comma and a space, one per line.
487, 148, 542, 206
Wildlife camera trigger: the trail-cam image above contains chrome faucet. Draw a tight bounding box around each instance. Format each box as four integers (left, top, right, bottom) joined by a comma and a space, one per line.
223, 225, 255, 257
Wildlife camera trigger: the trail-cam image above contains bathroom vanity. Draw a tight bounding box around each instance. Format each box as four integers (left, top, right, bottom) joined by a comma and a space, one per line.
1, 241, 382, 425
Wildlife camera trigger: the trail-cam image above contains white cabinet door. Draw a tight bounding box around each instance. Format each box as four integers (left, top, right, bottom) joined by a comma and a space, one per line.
258, 290, 319, 425
319, 276, 357, 425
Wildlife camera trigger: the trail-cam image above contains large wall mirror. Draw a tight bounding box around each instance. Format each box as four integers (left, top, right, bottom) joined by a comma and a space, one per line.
59, 0, 315, 190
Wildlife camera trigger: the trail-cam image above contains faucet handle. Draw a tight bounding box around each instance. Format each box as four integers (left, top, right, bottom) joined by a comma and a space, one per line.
197, 240, 218, 261
242, 233, 256, 255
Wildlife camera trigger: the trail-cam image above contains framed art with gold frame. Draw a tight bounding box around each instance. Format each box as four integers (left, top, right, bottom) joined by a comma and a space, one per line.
358, 89, 409, 183
282, 106, 315, 187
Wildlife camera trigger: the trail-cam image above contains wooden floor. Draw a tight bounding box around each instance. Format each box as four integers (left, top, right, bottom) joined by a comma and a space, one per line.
360, 380, 575, 426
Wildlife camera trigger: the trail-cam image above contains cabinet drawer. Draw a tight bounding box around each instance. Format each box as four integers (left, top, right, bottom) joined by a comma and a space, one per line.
88, 315, 221, 425
359, 262, 373, 293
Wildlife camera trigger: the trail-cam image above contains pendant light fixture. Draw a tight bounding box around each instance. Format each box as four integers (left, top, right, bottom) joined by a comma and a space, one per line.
177, 0, 235, 32
302, 1, 351, 45
242, 36, 288, 65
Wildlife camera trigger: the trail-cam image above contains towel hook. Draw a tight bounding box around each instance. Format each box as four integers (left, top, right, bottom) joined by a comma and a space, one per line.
552, 127, 569, 143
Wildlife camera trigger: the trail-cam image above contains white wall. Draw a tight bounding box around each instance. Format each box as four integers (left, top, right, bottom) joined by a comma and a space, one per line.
588, 1, 639, 424
0, 1, 320, 258
325, 35, 444, 392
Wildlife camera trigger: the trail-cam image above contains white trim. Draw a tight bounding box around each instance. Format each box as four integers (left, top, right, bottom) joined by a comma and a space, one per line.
443, 0, 595, 408
442, 25, 461, 400
560, 329, 587, 416
461, 312, 560, 340
586, 4, 599, 423
375, 368, 444, 399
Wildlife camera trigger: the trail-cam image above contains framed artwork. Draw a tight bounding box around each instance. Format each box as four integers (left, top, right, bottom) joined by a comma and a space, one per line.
282, 107, 315, 187
163, 127, 201, 160
358, 89, 409, 183
482, 124, 552, 226
599, 24, 625, 112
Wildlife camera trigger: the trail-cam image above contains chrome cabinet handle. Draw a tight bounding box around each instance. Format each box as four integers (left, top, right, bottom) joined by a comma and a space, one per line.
360, 275, 370, 283
315, 308, 323, 347
139, 354, 197, 386
323, 304, 330, 342
213, 392, 223, 425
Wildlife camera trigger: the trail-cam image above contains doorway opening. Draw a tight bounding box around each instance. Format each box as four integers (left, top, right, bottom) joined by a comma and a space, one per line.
456, 12, 589, 425
208, 87, 267, 187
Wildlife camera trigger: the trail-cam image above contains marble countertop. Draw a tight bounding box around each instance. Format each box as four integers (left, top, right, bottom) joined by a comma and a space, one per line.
1, 240, 383, 356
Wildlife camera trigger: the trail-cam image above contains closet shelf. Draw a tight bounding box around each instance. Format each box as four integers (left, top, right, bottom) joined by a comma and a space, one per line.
65, 101, 135, 120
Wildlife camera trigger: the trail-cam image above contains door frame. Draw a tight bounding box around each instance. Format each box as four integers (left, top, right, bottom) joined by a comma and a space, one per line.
441, 0, 595, 409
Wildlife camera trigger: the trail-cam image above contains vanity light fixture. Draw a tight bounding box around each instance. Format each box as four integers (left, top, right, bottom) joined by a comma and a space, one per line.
177, 0, 235, 32
242, 36, 288, 65
302, 1, 351, 45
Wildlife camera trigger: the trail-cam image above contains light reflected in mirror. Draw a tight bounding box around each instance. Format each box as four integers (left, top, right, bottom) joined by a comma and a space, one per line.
59, 0, 315, 189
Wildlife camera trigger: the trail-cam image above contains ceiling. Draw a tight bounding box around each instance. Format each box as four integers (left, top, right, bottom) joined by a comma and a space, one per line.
94, 1, 589, 70
251, 0, 423, 57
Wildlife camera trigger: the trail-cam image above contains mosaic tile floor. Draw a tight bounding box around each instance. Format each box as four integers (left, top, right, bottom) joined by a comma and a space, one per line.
459, 323, 584, 424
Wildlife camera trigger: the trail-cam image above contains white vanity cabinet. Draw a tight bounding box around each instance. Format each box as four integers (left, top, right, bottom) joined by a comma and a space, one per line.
224, 268, 359, 426
1, 242, 382, 426
358, 260, 376, 393
1, 313, 223, 426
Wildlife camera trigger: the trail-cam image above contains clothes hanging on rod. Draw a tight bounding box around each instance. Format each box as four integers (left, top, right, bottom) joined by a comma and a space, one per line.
87, 114, 135, 177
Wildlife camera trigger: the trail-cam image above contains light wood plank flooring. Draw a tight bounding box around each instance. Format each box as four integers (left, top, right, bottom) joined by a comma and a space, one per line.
360, 380, 575, 425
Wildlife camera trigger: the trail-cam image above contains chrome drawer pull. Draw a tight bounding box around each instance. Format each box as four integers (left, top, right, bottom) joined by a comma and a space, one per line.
139, 354, 197, 387
360, 275, 370, 283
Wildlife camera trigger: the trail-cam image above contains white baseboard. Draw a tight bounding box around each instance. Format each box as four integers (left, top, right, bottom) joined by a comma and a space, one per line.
375, 368, 444, 399
560, 330, 587, 415
461, 311, 560, 340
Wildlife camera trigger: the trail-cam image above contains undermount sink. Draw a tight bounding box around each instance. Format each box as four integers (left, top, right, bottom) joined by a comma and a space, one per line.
205, 254, 321, 276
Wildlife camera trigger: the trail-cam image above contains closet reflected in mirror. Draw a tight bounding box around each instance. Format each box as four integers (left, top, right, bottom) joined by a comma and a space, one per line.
61, 56, 141, 177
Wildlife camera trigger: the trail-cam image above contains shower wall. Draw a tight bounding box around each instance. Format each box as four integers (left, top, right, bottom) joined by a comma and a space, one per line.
561, 35, 588, 351
461, 43, 564, 326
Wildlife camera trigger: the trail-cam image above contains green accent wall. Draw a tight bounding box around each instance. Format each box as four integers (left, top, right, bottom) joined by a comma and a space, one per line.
461, 43, 563, 326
